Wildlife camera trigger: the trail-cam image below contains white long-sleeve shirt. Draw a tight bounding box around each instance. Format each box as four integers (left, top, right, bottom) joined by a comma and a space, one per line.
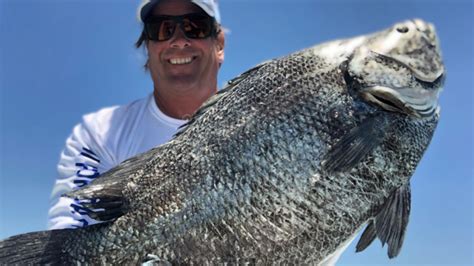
48, 94, 186, 229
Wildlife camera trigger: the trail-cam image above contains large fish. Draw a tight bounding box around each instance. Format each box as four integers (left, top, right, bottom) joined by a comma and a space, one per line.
0, 19, 444, 264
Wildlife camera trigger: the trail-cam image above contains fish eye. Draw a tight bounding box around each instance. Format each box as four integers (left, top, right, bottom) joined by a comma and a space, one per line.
396, 26, 409, 33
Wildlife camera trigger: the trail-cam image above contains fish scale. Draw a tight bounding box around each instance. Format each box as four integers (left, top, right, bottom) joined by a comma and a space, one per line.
0, 19, 444, 265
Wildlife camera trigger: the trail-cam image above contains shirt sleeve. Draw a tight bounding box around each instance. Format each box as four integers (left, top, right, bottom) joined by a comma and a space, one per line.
47, 120, 115, 229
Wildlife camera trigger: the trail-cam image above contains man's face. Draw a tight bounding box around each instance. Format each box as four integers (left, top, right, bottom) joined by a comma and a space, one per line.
147, 0, 225, 88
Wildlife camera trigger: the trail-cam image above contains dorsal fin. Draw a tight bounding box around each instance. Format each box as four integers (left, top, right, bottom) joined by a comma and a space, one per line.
63, 147, 159, 221
174, 63, 267, 138
356, 182, 411, 258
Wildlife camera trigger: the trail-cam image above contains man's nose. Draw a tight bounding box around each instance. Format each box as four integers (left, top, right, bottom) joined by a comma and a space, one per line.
170, 25, 191, 48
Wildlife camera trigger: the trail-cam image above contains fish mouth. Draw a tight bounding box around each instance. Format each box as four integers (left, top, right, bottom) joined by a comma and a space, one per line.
360, 84, 441, 118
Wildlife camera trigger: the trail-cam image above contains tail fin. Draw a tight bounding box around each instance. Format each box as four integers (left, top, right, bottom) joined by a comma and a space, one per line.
0, 229, 74, 265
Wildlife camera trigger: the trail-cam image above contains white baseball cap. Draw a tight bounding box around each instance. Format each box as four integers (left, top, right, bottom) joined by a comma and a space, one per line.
138, 0, 221, 23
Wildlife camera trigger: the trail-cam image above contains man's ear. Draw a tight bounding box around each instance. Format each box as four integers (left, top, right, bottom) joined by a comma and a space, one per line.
216, 30, 225, 65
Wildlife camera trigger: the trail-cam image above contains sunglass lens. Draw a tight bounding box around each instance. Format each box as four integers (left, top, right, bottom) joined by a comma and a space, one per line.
182, 16, 212, 39
159, 20, 176, 41
145, 19, 176, 41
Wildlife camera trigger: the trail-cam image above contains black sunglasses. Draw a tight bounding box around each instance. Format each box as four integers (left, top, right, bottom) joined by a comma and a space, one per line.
144, 13, 218, 41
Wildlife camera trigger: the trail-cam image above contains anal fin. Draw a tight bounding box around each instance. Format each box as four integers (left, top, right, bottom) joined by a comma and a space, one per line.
355, 219, 377, 252
356, 182, 411, 258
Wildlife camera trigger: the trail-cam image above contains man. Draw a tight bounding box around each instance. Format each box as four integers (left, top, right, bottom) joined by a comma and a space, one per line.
48, 0, 225, 229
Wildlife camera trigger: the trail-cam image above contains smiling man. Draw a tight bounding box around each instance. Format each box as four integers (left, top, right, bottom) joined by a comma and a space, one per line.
142, 0, 225, 119
48, 0, 225, 229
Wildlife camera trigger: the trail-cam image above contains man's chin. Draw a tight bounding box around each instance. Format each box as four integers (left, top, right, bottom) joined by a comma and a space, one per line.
166, 66, 197, 77
166, 74, 200, 85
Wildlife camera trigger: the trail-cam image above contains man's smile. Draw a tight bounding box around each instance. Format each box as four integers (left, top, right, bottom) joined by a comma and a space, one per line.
168, 56, 196, 65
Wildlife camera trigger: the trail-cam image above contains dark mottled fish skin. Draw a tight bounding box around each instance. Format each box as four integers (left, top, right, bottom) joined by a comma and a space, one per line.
0, 19, 444, 265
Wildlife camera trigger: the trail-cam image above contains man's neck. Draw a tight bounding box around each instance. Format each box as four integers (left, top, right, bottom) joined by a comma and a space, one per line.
153, 83, 217, 120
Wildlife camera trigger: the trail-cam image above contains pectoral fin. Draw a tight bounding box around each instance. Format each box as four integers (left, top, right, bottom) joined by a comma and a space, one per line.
323, 115, 390, 173
356, 183, 411, 258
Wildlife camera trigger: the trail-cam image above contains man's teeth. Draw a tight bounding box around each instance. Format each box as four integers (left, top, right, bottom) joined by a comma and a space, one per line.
169, 57, 193, 65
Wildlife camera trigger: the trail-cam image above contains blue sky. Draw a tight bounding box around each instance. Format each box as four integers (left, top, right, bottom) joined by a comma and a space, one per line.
0, 0, 472, 265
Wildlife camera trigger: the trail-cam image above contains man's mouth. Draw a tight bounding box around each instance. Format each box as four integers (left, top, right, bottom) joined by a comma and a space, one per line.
168, 57, 195, 65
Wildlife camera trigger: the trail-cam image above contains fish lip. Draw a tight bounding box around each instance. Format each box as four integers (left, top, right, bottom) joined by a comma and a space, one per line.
360, 85, 440, 118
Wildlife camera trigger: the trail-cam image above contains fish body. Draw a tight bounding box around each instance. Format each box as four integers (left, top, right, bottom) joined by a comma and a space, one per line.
0, 19, 444, 265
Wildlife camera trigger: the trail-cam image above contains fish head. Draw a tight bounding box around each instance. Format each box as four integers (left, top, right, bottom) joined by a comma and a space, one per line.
347, 19, 445, 118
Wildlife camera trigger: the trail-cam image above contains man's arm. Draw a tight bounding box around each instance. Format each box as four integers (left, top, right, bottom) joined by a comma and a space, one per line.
48, 122, 112, 229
